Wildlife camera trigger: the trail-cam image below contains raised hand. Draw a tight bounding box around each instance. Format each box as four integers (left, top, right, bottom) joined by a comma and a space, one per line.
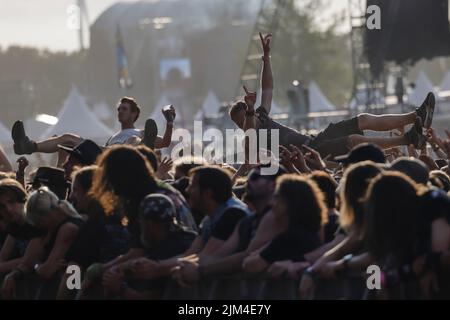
156, 156, 173, 180
302, 145, 326, 171
259, 32, 272, 55
17, 156, 29, 172
279, 145, 296, 173
290, 144, 311, 174
162, 105, 176, 124
243, 86, 257, 109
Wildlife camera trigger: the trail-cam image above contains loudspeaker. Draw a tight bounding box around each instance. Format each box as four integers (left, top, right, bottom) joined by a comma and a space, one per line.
365, 0, 450, 77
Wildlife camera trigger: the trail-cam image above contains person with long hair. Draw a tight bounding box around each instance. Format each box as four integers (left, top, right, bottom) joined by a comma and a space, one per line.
243, 174, 327, 273
363, 172, 424, 299
2, 187, 83, 299
299, 161, 382, 299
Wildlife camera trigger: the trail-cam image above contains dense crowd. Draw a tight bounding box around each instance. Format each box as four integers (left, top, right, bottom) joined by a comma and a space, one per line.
0, 33, 449, 300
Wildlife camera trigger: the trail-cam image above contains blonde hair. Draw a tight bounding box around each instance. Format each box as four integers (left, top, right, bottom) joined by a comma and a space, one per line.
26, 187, 80, 226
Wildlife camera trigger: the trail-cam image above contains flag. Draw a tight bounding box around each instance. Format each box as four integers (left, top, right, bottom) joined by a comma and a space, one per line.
116, 25, 132, 89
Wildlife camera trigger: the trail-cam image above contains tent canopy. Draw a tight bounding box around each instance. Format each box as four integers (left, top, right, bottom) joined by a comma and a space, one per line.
308, 81, 336, 112
41, 87, 114, 144
408, 71, 437, 107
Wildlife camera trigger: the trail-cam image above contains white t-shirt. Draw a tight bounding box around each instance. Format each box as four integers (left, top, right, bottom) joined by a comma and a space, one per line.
105, 128, 143, 146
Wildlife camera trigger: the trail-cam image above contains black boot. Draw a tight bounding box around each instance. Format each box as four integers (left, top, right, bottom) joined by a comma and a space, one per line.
11, 120, 37, 155
415, 92, 435, 129
142, 119, 158, 149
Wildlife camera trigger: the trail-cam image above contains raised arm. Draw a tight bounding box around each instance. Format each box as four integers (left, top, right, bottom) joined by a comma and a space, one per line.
155, 105, 176, 149
260, 33, 273, 114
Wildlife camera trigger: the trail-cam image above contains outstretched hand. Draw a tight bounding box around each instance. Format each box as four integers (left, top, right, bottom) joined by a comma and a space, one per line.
259, 32, 272, 55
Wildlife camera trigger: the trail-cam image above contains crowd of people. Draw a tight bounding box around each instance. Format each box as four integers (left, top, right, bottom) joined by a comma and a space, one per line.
0, 33, 449, 300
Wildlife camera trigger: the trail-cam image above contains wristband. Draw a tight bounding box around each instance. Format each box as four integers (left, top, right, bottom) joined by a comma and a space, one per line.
245, 110, 255, 117
342, 254, 354, 272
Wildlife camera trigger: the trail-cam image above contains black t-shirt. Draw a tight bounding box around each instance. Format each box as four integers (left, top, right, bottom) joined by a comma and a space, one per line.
5, 222, 47, 258
6, 222, 47, 240
260, 227, 321, 263
256, 106, 310, 148
235, 207, 271, 253
42, 217, 84, 264
205, 208, 247, 242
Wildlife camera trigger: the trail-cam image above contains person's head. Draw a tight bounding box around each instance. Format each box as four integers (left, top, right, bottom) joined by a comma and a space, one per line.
90, 145, 157, 215
186, 166, 232, 214
70, 165, 97, 213
0, 172, 17, 181
340, 161, 383, 232
173, 156, 208, 180
229, 101, 247, 129
272, 174, 327, 233
138, 194, 178, 247
31, 167, 69, 200
429, 170, 450, 192
389, 157, 429, 185
26, 187, 80, 230
136, 145, 158, 172
309, 171, 338, 210
364, 172, 421, 262
59, 140, 103, 180
0, 179, 27, 224
117, 97, 141, 124
245, 164, 287, 206
335, 143, 386, 167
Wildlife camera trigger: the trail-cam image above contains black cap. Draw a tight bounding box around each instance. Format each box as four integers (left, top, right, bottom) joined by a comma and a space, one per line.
334, 143, 385, 164
139, 194, 177, 225
32, 166, 68, 187
247, 163, 288, 181
58, 139, 102, 165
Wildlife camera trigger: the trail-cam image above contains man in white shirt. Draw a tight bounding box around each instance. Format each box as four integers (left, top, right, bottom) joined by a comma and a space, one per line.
11, 96, 175, 155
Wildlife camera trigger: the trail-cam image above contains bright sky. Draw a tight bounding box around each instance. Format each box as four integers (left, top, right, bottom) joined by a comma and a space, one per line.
0, 0, 349, 52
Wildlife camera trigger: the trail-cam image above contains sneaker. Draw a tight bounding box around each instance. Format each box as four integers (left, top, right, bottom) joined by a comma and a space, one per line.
142, 119, 158, 149
404, 117, 426, 149
415, 92, 435, 129
11, 120, 37, 155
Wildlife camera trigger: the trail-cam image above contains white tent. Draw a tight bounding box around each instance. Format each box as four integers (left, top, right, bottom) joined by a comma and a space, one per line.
41, 87, 114, 143
408, 71, 437, 107
308, 81, 336, 112
439, 71, 450, 92
150, 95, 171, 136
201, 91, 221, 118
93, 101, 113, 121
24, 118, 51, 139
0, 121, 10, 143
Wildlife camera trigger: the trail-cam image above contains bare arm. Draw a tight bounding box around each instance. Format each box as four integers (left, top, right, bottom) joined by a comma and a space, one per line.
154, 124, 173, 149
155, 105, 176, 149
102, 248, 145, 270
36, 224, 78, 279
260, 33, 273, 114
